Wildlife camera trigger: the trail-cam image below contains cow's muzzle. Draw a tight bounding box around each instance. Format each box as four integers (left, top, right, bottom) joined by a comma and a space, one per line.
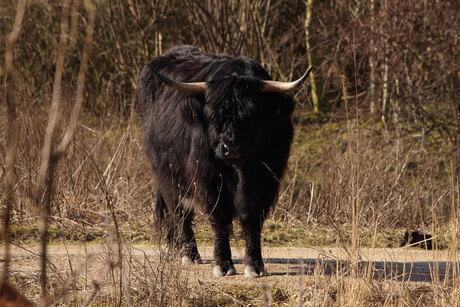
221, 143, 241, 160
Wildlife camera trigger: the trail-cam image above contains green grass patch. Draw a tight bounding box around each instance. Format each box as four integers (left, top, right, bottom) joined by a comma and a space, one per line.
194, 219, 435, 249
9, 219, 451, 250
9, 224, 106, 244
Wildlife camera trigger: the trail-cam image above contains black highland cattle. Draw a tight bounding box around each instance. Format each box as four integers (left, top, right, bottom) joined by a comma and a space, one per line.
136, 45, 311, 277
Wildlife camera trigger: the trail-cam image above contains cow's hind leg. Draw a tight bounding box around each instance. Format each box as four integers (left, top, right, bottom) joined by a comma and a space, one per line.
177, 207, 201, 264
157, 189, 201, 264
209, 213, 236, 277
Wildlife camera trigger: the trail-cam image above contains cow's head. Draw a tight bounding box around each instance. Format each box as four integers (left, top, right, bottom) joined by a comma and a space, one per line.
147, 64, 311, 166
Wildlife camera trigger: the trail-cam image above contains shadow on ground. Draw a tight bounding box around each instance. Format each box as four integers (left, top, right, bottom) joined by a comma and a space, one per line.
201, 258, 459, 282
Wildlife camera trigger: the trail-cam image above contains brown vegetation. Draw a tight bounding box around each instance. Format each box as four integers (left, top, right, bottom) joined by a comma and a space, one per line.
0, 0, 459, 305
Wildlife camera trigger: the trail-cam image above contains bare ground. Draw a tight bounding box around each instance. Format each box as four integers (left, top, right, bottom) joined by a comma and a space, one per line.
3, 243, 458, 293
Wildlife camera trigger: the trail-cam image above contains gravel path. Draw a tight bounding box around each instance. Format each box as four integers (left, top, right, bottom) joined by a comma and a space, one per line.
4, 244, 458, 285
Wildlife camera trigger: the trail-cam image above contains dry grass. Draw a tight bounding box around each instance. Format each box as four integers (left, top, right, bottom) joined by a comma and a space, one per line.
1, 60, 458, 305
1, 55, 459, 305
4, 241, 459, 306
1, 101, 458, 306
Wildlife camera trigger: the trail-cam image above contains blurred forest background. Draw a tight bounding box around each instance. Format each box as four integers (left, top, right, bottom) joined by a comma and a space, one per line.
0, 0, 459, 243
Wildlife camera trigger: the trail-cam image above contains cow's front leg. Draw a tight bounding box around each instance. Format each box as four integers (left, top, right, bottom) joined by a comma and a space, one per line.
209, 215, 236, 276
211, 219, 236, 277
240, 215, 265, 278
235, 169, 267, 278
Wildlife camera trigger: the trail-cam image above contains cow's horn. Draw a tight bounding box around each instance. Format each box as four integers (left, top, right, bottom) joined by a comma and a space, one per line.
261, 66, 312, 92
146, 63, 207, 93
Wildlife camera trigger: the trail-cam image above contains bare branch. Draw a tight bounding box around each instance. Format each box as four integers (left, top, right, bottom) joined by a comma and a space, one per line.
35, 0, 72, 200
2, 0, 26, 287
56, 1, 97, 155
36, 1, 72, 305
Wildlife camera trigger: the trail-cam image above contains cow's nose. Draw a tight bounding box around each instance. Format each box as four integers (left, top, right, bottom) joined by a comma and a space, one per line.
222, 143, 241, 159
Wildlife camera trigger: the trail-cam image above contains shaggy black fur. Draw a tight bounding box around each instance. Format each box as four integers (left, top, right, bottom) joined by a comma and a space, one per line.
136, 45, 295, 276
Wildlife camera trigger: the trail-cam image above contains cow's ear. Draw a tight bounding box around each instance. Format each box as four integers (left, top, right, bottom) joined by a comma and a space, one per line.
179, 96, 205, 125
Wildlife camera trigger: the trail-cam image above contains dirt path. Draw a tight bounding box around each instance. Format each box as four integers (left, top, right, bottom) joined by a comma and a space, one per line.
4, 243, 458, 287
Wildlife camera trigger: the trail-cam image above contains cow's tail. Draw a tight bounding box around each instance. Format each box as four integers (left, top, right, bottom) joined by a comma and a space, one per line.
155, 188, 167, 223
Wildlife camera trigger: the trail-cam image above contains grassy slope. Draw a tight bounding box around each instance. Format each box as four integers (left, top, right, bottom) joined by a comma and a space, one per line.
7, 109, 456, 251
3, 107, 458, 306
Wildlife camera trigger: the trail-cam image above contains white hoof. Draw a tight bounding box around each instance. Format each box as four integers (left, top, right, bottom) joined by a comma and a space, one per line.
182, 255, 202, 265
213, 265, 224, 277
226, 264, 236, 276
213, 264, 236, 277
244, 265, 266, 278
181, 256, 193, 265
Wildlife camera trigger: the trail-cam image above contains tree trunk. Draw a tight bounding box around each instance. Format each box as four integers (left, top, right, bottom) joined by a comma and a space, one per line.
381, 0, 389, 125
369, 0, 377, 115
305, 0, 319, 113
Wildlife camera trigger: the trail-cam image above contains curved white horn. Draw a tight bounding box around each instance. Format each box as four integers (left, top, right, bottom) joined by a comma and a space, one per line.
146, 63, 207, 93
261, 66, 312, 92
